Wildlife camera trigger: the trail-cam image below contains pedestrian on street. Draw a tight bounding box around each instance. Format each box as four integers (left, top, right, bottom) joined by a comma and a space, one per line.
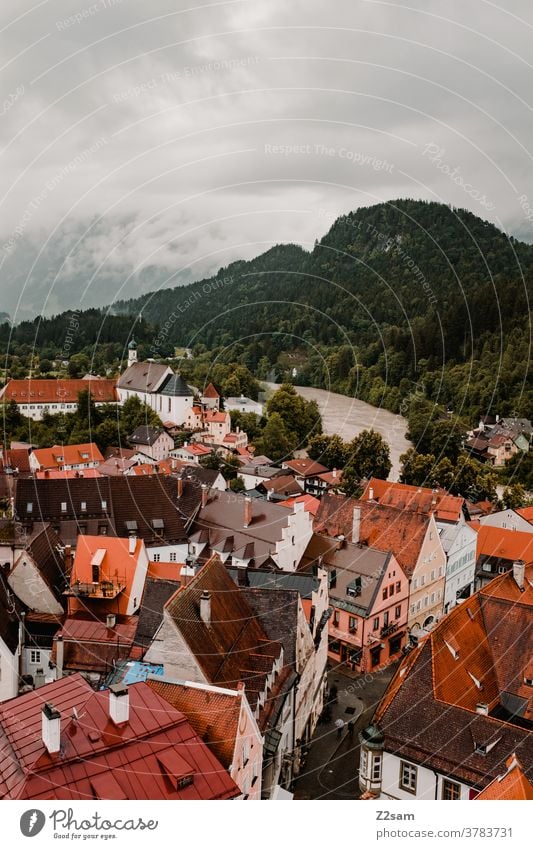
330, 684, 338, 704
347, 719, 355, 738
335, 718, 344, 739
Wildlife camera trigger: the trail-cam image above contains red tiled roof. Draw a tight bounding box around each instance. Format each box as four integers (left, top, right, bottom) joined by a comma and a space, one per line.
0, 674, 239, 799
36, 468, 103, 479
32, 442, 104, 470
475, 525, 533, 564
315, 493, 429, 577
362, 478, 463, 522
147, 679, 241, 768
202, 383, 220, 398
148, 560, 183, 580
68, 535, 146, 617
1, 448, 31, 473
1, 378, 117, 404
284, 458, 329, 477
476, 756, 533, 800
184, 444, 211, 456
52, 614, 138, 672
517, 507, 533, 524
281, 494, 320, 516
204, 411, 228, 423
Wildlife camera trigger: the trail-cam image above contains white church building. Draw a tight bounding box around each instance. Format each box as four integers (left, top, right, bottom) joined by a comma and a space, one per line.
116, 340, 194, 426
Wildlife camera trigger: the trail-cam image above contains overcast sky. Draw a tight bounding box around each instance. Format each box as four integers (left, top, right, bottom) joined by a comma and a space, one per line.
2, 0, 533, 320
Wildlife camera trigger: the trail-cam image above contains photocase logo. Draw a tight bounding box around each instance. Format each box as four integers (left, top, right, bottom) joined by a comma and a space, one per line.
20, 809, 46, 837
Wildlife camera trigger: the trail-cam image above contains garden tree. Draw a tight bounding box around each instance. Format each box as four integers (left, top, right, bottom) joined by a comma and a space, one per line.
121, 396, 161, 437
500, 483, 528, 509
229, 410, 263, 441
230, 476, 245, 493
200, 450, 222, 472
345, 429, 392, 482
39, 359, 53, 373
504, 450, 533, 490
266, 384, 322, 448
339, 462, 365, 498
449, 455, 498, 502
254, 412, 293, 463
308, 433, 349, 469
2, 399, 23, 434
428, 418, 465, 465
74, 390, 100, 429
400, 449, 438, 486
67, 353, 90, 378
95, 418, 120, 452
219, 453, 240, 481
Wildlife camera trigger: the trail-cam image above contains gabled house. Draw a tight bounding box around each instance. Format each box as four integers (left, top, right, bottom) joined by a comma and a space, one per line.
117, 356, 194, 426
128, 425, 174, 461
224, 395, 263, 416
0, 674, 240, 799
315, 494, 447, 635
7, 523, 66, 616
281, 459, 329, 495
361, 478, 465, 524
301, 534, 408, 672
147, 677, 263, 799
30, 442, 104, 472
65, 535, 149, 617
474, 524, 533, 589
200, 383, 221, 410
190, 489, 313, 571
439, 521, 478, 613
359, 563, 533, 800
51, 614, 138, 684
144, 554, 313, 796
478, 507, 533, 533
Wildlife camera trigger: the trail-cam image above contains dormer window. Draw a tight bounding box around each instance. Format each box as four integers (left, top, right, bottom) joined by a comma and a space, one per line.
443, 639, 459, 660
524, 677, 533, 687
475, 736, 501, 756
101, 500, 107, 510
26, 502, 33, 513
56, 455, 64, 463
467, 671, 483, 690
80, 501, 87, 511
61, 502, 67, 512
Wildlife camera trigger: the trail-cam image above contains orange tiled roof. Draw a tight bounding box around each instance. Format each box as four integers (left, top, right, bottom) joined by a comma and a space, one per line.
281, 494, 320, 516
202, 383, 220, 398
32, 442, 104, 469
1, 378, 117, 404
517, 507, 533, 524
475, 524, 533, 564
476, 755, 533, 800
148, 560, 183, 580
69, 535, 145, 617
204, 411, 228, 423
147, 679, 241, 769
362, 478, 463, 522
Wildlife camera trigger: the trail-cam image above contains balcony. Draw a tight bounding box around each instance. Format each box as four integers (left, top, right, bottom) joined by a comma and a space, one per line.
64, 580, 126, 599
380, 621, 398, 638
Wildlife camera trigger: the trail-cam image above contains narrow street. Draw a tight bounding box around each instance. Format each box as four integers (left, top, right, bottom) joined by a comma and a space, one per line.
293, 663, 398, 800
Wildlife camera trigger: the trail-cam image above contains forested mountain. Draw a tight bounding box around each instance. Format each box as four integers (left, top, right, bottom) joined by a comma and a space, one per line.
2, 200, 531, 421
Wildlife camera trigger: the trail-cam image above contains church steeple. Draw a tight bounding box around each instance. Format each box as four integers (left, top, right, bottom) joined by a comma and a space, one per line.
127, 338, 138, 368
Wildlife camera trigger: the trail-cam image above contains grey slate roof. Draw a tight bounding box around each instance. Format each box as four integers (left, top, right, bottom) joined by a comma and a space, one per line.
158, 374, 193, 397
129, 426, 166, 446
136, 578, 181, 649
117, 361, 169, 393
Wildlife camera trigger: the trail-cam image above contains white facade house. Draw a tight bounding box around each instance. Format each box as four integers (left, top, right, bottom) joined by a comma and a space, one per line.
225, 395, 264, 416
127, 426, 174, 461
438, 521, 478, 614
478, 508, 533, 533
117, 342, 193, 426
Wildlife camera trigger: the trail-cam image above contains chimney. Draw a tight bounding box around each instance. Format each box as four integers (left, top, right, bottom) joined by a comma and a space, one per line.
171, 458, 176, 470
513, 560, 525, 592
352, 506, 361, 544
177, 476, 183, 498
44, 469, 49, 478
42, 703, 61, 754
368, 486, 374, 500
201, 483, 209, 508
476, 703, 489, 715
199, 589, 211, 624
179, 564, 195, 585
243, 496, 252, 528
332, 468, 337, 479
54, 635, 64, 679
106, 613, 116, 629
237, 565, 249, 587
109, 683, 129, 725
128, 536, 136, 555
431, 488, 438, 507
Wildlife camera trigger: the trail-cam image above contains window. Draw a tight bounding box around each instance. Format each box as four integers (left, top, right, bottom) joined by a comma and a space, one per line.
373, 617, 379, 631
396, 581, 401, 593
442, 779, 460, 800
153, 554, 161, 562
61, 502, 67, 512
420, 575, 425, 586
372, 754, 382, 782
333, 609, 340, 627
395, 605, 401, 619
170, 552, 177, 562
30, 650, 41, 664
80, 501, 87, 511
348, 616, 357, 632
412, 577, 417, 590
177, 775, 194, 789
389, 583, 395, 596
383, 611, 389, 627
26, 502, 33, 514
101, 500, 107, 510
431, 570, 435, 581
382, 587, 388, 600
399, 761, 417, 793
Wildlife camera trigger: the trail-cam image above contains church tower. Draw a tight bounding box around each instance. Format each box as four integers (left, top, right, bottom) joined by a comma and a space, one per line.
127, 338, 138, 368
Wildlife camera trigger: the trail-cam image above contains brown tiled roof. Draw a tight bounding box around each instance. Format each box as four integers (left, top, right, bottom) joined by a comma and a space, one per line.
53, 614, 138, 673
202, 383, 220, 398
476, 755, 533, 800
164, 555, 282, 712
24, 523, 66, 602
315, 493, 429, 577
147, 679, 240, 769
375, 567, 533, 790
15, 474, 196, 544
362, 478, 464, 522
284, 459, 329, 477
195, 489, 291, 549
136, 578, 181, 649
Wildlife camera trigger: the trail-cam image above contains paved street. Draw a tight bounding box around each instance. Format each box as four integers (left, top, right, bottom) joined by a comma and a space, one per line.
293, 662, 398, 799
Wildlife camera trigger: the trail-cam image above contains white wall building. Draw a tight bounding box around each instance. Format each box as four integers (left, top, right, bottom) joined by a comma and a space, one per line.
438, 521, 478, 614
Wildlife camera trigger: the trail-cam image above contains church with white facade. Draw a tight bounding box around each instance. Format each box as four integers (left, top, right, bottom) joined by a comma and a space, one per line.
116, 340, 194, 426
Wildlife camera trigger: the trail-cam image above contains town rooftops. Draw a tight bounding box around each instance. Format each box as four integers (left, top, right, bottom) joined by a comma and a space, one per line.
52, 613, 139, 673
280, 494, 320, 516
195, 489, 292, 548
66, 535, 146, 614
32, 442, 104, 470
315, 493, 430, 577
136, 577, 181, 650
475, 755, 533, 800
374, 566, 533, 791
128, 425, 167, 446
0, 378, 117, 404
0, 674, 239, 799
362, 478, 464, 523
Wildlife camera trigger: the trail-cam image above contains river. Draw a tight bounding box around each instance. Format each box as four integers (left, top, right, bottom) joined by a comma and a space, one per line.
264, 384, 412, 481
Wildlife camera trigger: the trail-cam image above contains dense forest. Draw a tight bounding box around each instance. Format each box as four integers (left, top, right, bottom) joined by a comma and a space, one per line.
2, 200, 531, 428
